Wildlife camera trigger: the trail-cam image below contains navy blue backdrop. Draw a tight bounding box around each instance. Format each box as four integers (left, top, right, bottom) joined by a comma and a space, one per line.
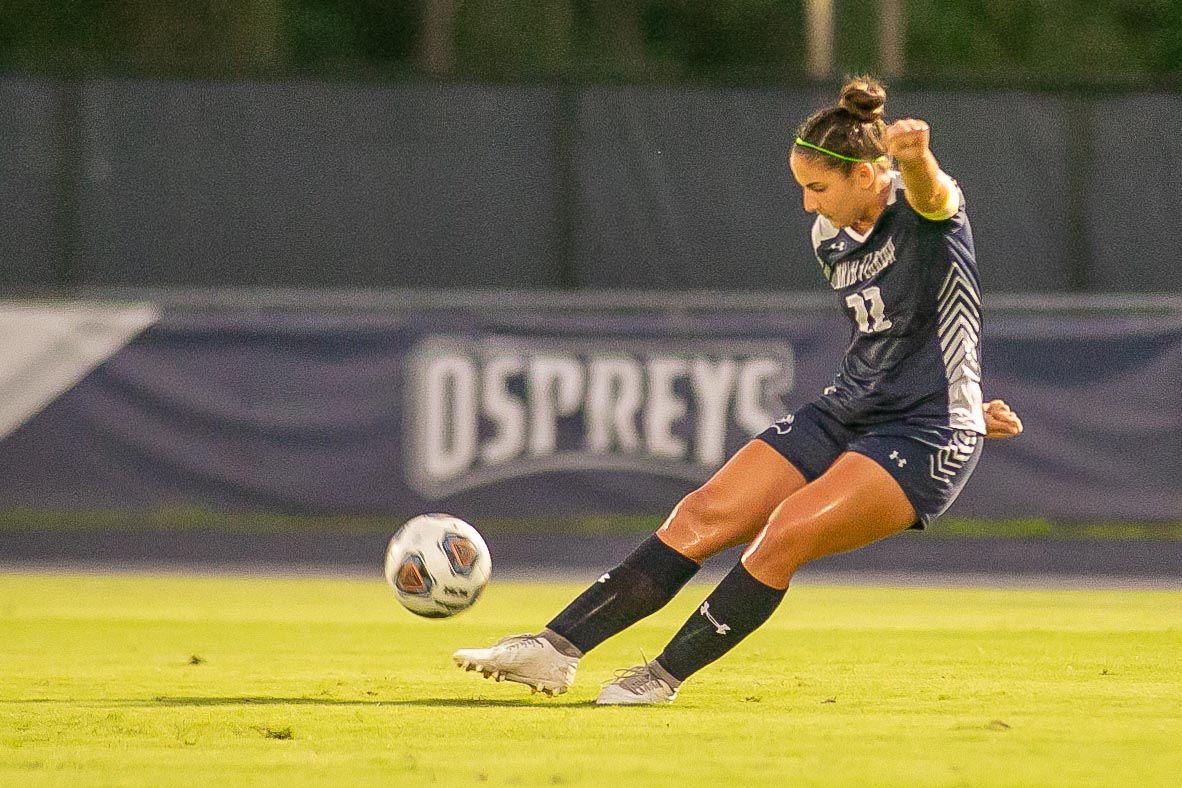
0, 302, 1177, 523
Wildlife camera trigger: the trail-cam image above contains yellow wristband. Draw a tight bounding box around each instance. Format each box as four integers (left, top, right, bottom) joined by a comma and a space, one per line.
916, 173, 960, 221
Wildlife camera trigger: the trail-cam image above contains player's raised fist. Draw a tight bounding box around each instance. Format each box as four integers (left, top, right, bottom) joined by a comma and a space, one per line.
885, 119, 931, 162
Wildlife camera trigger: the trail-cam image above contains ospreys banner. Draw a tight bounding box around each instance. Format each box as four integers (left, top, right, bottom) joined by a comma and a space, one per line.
0, 300, 1178, 522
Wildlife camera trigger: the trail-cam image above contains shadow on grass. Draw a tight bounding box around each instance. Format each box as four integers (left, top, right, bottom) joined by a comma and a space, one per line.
5, 696, 591, 709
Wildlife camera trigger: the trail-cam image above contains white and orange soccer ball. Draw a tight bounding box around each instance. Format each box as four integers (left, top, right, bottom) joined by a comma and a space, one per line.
384, 514, 491, 618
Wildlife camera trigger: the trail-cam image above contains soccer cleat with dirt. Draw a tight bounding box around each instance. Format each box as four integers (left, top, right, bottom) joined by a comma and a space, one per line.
595, 662, 678, 705
453, 634, 578, 696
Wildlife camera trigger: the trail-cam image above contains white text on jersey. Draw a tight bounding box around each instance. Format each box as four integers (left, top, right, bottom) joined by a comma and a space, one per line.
829, 237, 897, 289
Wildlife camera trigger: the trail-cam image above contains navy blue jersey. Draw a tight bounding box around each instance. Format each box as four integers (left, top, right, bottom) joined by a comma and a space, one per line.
811, 171, 986, 434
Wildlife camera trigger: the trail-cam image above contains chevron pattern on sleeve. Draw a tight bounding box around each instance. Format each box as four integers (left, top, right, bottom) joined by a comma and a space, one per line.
937, 259, 982, 378
937, 258, 985, 433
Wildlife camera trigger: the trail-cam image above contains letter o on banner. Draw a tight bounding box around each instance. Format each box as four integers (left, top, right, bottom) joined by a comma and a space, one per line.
420, 353, 479, 483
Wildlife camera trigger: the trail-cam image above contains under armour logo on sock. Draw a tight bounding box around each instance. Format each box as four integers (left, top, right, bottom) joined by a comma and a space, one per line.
700, 601, 731, 635
597, 572, 610, 584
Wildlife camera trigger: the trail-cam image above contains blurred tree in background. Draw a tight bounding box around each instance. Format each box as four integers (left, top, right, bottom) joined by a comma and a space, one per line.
0, 0, 1178, 86
0, 0, 287, 72
904, 0, 1182, 85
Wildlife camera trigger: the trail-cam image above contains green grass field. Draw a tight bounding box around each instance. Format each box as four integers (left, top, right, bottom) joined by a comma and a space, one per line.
2, 572, 1180, 787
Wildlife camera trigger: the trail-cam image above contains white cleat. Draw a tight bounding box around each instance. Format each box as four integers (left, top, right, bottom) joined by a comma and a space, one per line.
453, 634, 578, 696
595, 662, 678, 706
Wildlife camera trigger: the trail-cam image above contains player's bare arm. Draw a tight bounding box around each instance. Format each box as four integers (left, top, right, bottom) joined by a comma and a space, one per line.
885, 119, 954, 218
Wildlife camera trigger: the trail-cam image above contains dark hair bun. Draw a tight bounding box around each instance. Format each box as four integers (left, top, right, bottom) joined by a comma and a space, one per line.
839, 76, 887, 123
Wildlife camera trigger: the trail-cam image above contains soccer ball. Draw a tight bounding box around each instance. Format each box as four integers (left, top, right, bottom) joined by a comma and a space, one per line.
384, 514, 491, 618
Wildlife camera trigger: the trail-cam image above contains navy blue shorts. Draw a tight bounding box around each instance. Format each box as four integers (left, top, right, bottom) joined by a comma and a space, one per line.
755, 402, 983, 529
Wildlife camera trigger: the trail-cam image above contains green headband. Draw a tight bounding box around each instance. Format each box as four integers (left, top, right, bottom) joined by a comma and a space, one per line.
794, 137, 887, 164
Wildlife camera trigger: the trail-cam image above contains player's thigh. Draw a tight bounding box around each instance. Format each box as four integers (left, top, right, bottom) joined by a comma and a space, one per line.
741, 451, 917, 587
657, 439, 807, 562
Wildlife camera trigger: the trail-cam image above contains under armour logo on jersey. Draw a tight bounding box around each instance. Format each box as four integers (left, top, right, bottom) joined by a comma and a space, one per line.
889, 450, 908, 468
700, 601, 731, 635
830, 240, 846, 252
771, 414, 795, 435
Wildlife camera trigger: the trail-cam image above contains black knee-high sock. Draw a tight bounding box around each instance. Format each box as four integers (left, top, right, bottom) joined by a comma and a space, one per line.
656, 561, 786, 682
546, 534, 700, 655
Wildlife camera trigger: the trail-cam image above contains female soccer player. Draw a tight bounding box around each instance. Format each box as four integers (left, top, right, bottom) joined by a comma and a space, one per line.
454, 76, 1023, 704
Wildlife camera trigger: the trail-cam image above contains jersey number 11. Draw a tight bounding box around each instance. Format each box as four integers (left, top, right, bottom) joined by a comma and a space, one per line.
845, 286, 893, 333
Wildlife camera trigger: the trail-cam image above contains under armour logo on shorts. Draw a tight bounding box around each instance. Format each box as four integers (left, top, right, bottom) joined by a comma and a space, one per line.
771, 415, 796, 435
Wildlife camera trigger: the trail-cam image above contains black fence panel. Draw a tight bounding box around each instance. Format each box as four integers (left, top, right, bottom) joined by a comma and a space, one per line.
0, 78, 60, 291
1088, 94, 1181, 293
1, 77, 1179, 294
574, 86, 829, 291
77, 79, 561, 287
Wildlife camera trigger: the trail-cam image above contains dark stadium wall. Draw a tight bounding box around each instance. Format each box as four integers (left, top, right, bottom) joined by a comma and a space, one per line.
1, 76, 1179, 294
1, 78, 61, 294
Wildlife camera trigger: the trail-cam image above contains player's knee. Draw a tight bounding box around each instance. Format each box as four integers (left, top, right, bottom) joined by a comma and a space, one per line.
747, 516, 824, 573
659, 485, 742, 557
672, 485, 737, 533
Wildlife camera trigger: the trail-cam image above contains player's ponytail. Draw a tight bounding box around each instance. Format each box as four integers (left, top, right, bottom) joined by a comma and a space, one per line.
794, 75, 889, 173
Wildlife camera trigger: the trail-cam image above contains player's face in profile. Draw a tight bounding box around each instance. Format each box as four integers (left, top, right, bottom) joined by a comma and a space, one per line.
789, 151, 877, 229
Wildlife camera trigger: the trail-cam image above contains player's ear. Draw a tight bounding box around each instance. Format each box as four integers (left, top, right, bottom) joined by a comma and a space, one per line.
854, 162, 877, 189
